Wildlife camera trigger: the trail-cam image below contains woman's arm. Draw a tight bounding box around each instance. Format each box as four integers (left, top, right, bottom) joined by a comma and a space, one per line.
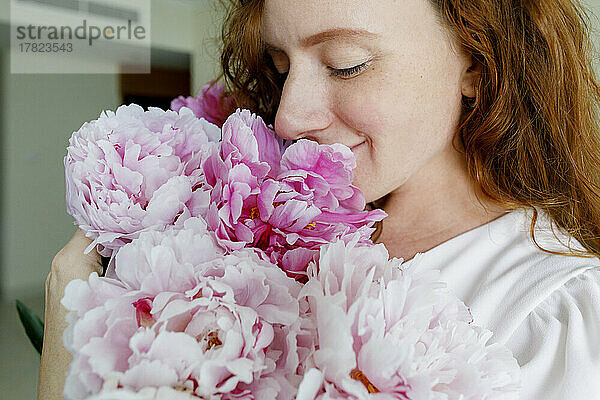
37, 229, 102, 400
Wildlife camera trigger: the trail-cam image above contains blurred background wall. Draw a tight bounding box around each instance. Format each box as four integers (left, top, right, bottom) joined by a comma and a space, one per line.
0, 0, 225, 302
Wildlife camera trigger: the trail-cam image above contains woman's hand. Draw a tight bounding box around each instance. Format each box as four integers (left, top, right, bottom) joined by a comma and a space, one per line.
38, 229, 102, 400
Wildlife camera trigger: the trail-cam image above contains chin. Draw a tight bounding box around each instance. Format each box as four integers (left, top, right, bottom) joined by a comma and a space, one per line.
364, 192, 387, 205
356, 175, 402, 206
353, 177, 380, 205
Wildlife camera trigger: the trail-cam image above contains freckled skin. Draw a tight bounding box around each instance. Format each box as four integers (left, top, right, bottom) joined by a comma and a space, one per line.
262, 0, 504, 260
262, 0, 472, 202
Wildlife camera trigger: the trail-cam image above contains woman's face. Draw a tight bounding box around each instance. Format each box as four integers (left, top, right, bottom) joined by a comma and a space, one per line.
261, 0, 477, 203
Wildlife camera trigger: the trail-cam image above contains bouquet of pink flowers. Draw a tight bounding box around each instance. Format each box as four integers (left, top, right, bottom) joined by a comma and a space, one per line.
64, 104, 220, 258
296, 239, 520, 399
61, 82, 521, 399
62, 218, 309, 399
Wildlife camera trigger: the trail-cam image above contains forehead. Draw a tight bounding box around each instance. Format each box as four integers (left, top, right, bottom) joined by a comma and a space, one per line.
261, 0, 452, 56
261, 0, 380, 45
261, 0, 445, 51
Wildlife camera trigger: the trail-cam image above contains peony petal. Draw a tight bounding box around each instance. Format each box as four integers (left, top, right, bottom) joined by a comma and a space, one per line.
297, 368, 324, 400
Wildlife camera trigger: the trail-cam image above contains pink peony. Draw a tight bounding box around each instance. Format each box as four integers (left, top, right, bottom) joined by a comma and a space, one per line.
64, 104, 220, 257
62, 217, 307, 400
204, 109, 386, 277
296, 237, 521, 400
171, 82, 234, 128
84, 386, 197, 399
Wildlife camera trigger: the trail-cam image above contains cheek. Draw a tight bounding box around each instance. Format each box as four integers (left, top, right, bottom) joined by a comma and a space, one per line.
331, 71, 463, 202
335, 60, 463, 151
332, 79, 394, 143
333, 78, 429, 170
332, 85, 403, 201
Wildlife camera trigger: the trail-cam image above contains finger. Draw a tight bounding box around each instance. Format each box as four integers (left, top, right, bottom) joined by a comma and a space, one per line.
55, 228, 103, 279
67, 228, 93, 250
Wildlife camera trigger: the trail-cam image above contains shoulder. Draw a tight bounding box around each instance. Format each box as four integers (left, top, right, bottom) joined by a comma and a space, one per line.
487, 209, 600, 399
422, 208, 600, 398
534, 264, 600, 331
471, 210, 600, 342
505, 265, 600, 399
410, 208, 600, 398
526, 260, 600, 334
426, 208, 600, 339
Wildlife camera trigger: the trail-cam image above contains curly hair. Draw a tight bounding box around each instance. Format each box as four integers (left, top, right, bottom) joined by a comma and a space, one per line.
216, 0, 600, 258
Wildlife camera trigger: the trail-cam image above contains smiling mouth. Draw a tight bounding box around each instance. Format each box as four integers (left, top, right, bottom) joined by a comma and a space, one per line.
350, 141, 366, 151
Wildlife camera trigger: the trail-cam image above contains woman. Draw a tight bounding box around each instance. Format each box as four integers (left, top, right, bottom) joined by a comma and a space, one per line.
39, 0, 600, 398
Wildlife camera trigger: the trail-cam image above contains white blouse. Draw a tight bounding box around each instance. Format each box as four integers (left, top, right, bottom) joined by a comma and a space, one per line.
404, 208, 600, 399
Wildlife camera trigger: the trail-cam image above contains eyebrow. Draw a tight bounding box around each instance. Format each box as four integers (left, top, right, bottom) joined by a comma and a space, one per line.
263, 28, 380, 52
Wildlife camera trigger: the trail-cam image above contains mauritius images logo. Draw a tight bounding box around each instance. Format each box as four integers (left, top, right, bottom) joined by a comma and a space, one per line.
10, 0, 151, 74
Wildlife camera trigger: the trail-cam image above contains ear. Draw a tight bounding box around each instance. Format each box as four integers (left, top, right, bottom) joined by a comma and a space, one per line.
461, 55, 482, 99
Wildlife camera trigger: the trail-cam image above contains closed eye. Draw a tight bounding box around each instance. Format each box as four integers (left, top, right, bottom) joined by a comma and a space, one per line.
328, 61, 371, 79
270, 60, 372, 82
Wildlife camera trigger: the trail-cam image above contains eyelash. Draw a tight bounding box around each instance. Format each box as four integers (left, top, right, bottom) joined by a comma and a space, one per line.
274, 61, 371, 80
328, 61, 371, 79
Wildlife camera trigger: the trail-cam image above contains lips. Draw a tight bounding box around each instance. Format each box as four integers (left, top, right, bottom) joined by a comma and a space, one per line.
350, 141, 366, 151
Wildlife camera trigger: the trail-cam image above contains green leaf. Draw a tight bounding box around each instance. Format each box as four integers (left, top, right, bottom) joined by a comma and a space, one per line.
15, 299, 44, 355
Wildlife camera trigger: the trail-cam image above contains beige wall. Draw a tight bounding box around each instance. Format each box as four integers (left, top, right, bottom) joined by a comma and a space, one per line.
0, 50, 121, 299
0, 0, 223, 301
190, 1, 227, 94
584, 0, 600, 73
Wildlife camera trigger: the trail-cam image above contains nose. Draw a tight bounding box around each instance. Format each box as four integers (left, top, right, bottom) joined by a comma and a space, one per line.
274, 67, 333, 142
